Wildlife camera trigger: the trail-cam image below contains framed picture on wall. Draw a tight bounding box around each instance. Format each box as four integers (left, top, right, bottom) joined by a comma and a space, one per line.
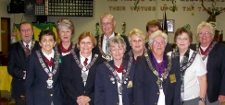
157, 19, 175, 33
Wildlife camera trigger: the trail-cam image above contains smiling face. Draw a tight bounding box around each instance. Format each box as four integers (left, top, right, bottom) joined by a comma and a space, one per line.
130, 34, 145, 53
176, 32, 190, 52
150, 36, 166, 56
110, 43, 125, 61
101, 16, 115, 37
58, 26, 72, 43
78, 36, 94, 56
39, 34, 56, 53
198, 26, 213, 46
20, 23, 33, 43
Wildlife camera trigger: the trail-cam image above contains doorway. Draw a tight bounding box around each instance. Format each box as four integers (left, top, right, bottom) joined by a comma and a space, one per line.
1, 18, 10, 55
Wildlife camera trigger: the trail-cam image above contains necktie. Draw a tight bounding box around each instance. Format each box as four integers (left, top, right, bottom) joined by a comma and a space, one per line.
83, 58, 88, 66
105, 38, 109, 54
44, 57, 54, 67
26, 44, 31, 56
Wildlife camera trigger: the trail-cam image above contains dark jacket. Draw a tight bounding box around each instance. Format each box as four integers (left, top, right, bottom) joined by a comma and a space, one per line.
61, 52, 105, 105
190, 42, 225, 103
7, 40, 40, 99
134, 51, 180, 105
95, 60, 135, 105
25, 50, 63, 105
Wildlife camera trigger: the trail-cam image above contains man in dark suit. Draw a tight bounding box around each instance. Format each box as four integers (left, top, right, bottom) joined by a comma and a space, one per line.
94, 13, 131, 61
190, 22, 225, 105
7, 22, 40, 105
145, 20, 173, 53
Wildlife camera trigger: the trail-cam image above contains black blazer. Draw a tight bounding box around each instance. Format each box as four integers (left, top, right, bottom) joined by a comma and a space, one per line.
95, 60, 135, 105
190, 42, 225, 103
94, 33, 131, 56
25, 50, 63, 105
134, 51, 180, 105
61, 52, 105, 105
7, 41, 40, 99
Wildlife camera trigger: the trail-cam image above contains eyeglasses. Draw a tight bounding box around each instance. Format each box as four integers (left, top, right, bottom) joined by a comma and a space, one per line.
21, 29, 32, 33
152, 41, 165, 46
101, 22, 113, 26
198, 31, 211, 36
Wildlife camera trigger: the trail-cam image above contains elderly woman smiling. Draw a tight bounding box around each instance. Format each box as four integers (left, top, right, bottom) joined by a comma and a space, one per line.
134, 30, 180, 105
95, 35, 135, 105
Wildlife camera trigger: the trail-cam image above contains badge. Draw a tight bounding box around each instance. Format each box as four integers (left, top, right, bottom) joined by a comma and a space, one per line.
46, 78, 54, 89
127, 81, 133, 88
169, 74, 176, 83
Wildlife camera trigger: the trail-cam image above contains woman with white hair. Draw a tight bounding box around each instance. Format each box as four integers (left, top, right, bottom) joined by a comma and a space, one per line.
95, 35, 135, 105
190, 21, 225, 105
134, 30, 180, 105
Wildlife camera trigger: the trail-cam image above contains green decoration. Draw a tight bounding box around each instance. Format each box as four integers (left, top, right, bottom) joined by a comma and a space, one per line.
95, 22, 100, 36
122, 22, 126, 35
134, 0, 140, 11
184, 24, 191, 30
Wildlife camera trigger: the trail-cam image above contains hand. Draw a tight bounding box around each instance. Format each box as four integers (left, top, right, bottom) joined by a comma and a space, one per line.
77, 96, 91, 105
23, 71, 26, 79
198, 101, 205, 105
218, 95, 225, 104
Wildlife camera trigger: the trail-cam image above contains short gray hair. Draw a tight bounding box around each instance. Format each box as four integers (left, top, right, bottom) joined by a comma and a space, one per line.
108, 35, 126, 53
197, 21, 215, 39
148, 30, 168, 45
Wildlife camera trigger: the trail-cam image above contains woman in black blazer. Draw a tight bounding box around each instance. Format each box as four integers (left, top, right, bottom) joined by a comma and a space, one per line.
25, 30, 63, 105
61, 31, 105, 105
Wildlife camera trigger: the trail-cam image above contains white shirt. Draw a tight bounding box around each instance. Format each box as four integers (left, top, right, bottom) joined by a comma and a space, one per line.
23, 41, 32, 49
80, 52, 92, 86
116, 70, 123, 105
180, 49, 207, 101
156, 60, 165, 105
61, 52, 71, 56
102, 33, 115, 54
42, 49, 55, 71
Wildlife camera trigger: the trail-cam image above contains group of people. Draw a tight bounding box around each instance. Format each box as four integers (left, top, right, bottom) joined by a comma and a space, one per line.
7, 13, 225, 105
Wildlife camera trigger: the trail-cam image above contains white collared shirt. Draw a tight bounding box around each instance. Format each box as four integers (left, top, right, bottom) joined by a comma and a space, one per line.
80, 52, 92, 86
116, 69, 123, 105
102, 33, 115, 54
42, 49, 54, 71
23, 41, 32, 49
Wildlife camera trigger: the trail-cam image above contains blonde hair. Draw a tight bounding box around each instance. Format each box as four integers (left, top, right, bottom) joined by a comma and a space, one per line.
197, 21, 215, 39
128, 28, 146, 43
148, 30, 168, 45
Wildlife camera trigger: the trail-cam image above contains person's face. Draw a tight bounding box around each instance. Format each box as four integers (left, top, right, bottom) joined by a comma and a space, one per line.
101, 16, 115, 36
198, 26, 213, 46
146, 26, 159, 37
20, 23, 33, 43
110, 43, 125, 61
78, 37, 94, 55
39, 35, 56, 53
58, 26, 72, 43
176, 32, 190, 51
150, 36, 166, 56
130, 35, 145, 52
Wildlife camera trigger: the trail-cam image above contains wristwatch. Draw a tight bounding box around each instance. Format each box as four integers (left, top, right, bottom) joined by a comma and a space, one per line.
199, 97, 206, 102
